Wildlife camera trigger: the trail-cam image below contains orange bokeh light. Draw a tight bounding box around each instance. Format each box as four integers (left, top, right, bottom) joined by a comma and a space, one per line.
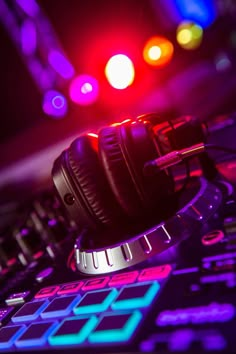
143, 36, 174, 67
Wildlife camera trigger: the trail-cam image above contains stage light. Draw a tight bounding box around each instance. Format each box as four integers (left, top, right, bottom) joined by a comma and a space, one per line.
105, 54, 135, 89
177, 21, 203, 50
42, 90, 68, 118
21, 20, 37, 55
148, 46, 162, 61
174, 0, 216, 28
215, 53, 231, 72
69, 74, 99, 105
143, 36, 174, 67
16, 0, 39, 17
48, 50, 75, 79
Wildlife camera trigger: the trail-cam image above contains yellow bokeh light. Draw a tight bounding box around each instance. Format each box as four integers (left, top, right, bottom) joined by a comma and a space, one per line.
177, 29, 192, 45
177, 21, 203, 50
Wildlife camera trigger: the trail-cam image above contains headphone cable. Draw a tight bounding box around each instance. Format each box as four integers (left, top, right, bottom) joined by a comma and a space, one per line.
143, 143, 236, 176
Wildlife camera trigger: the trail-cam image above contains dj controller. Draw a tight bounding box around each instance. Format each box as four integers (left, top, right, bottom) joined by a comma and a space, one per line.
1, 115, 236, 353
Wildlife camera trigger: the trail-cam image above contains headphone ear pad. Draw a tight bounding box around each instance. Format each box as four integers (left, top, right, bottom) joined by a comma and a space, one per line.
65, 135, 124, 229
98, 125, 142, 217
99, 121, 175, 221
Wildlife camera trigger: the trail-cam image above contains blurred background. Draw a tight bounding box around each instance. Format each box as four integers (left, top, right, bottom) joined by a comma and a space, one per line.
0, 0, 236, 197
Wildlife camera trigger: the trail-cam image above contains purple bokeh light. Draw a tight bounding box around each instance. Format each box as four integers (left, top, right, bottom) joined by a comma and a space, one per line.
48, 50, 75, 79
69, 74, 99, 106
42, 90, 68, 118
16, 0, 39, 17
21, 19, 37, 55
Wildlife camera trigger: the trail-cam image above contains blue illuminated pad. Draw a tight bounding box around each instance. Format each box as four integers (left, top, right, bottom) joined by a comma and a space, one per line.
0, 325, 26, 349
111, 281, 160, 310
73, 288, 118, 315
88, 311, 142, 343
41, 295, 80, 319
12, 300, 49, 322
15, 321, 58, 347
48, 316, 98, 346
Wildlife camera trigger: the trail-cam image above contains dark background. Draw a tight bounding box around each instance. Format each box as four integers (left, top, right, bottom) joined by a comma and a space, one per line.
0, 0, 236, 173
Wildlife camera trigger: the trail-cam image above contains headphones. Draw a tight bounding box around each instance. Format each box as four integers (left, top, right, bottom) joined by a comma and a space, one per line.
52, 114, 222, 274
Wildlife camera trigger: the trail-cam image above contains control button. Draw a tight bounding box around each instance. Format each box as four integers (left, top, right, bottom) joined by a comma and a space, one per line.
15, 321, 58, 348
5, 291, 30, 306
201, 230, 224, 246
111, 282, 160, 310
81, 277, 109, 291
15, 227, 44, 259
12, 300, 49, 323
0, 325, 26, 349
0, 307, 14, 326
156, 302, 235, 327
88, 311, 142, 343
46, 218, 68, 243
0, 233, 20, 270
35, 285, 60, 299
138, 264, 172, 282
41, 295, 80, 319
73, 289, 118, 315
48, 316, 98, 346
57, 281, 83, 295
224, 216, 236, 235
36, 267, 54, 283
188, 283, 202, 296
109, 271, 139, 286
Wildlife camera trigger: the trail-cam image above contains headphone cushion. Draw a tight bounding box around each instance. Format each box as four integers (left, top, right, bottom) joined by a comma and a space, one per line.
98, 125, 145, 217
67, 135, 122, 228
99, 122, 175, 219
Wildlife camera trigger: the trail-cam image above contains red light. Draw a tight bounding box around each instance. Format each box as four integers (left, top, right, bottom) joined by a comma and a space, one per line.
143, 36, 174, 67
87, 133, 98, 138
105, 54, 135, 89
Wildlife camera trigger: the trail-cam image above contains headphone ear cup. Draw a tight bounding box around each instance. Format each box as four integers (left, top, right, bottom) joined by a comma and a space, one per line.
62, 135, 124, 230
98, 124, 142, 218
98, 121, 174, 221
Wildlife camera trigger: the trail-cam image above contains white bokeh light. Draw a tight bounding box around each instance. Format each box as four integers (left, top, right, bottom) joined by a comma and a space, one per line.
105, 54, 135, 89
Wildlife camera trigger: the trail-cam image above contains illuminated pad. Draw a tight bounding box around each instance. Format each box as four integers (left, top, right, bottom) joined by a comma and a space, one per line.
73, 289, 118, 315
48, 316, 98, 346
138, 264, 172, 282
108, 271, 139, 286
15, 321, 57, 347
12, 300, 49, 322
81, 277, 109, 291
35, 286, 60, 299
0, 325, 25, 349
88, 311, 142, 343
41, 295, 80, 319
57, 282, 83, 295
111, 281, 160, 310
